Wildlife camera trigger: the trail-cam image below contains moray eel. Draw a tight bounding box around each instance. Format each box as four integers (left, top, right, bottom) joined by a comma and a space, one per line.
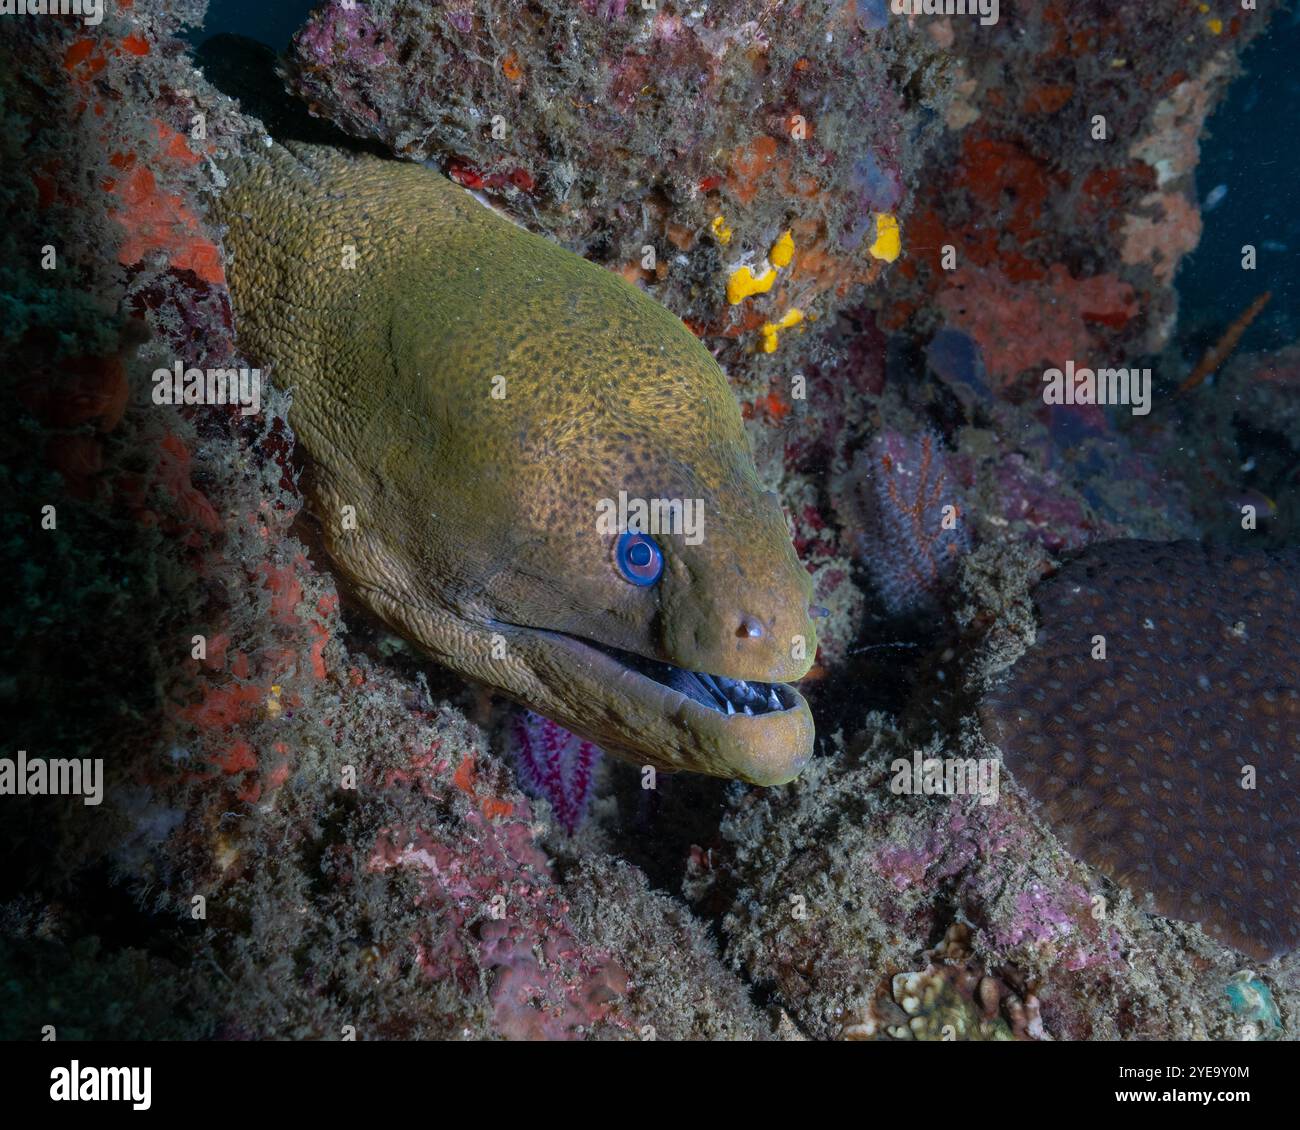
213, 143, 817, 784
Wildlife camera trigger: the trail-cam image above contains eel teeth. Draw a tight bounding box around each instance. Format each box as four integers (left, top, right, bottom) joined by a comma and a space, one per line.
698, 672, 728, 709
579, 636, 790, 718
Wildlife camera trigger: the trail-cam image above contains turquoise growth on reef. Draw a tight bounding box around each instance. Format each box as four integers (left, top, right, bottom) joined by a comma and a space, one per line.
1225, 971, 1282, 1039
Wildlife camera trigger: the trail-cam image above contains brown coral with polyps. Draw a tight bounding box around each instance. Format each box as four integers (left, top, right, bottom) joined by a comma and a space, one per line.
980, 539, 1300, 961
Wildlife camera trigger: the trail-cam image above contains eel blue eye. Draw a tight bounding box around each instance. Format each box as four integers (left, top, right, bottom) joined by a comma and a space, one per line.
615, 531, 663, 586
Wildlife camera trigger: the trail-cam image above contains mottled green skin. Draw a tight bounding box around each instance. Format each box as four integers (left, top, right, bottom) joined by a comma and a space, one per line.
215, 143, 816, 782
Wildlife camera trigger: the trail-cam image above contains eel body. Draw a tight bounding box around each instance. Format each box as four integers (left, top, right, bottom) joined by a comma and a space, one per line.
214, 143, 817, 784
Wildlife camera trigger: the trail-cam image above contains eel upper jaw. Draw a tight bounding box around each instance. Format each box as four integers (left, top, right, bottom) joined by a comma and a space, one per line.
495, 620, 815, 785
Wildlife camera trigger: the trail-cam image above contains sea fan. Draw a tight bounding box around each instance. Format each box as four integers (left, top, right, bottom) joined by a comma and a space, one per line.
508, 711, 602, 834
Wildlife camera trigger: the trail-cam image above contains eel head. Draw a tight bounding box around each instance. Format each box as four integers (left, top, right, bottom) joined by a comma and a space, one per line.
331, 243, 819, 785
218, 146, 818, 784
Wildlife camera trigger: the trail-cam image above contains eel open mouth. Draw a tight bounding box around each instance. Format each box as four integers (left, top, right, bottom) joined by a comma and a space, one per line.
496, 620, 815, 783
579, 638, 798, 717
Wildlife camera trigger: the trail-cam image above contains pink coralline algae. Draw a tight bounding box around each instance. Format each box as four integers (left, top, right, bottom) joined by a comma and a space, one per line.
369, 802, 627, 1039
874, 797, 1023, 896
845, 430, 972, 615
875, 808, 983, 892
293, 3, 391, 71
509, 711, 602, 834
993, 882, 1122, 972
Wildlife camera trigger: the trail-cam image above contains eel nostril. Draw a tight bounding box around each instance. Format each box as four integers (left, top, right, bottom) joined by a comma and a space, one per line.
737, 615, 765, 640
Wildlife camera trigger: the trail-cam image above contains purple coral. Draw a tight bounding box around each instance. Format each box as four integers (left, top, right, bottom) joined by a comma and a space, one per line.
292, 2, 391, 70
509, 711, 602, 834
848, 429, 972, 614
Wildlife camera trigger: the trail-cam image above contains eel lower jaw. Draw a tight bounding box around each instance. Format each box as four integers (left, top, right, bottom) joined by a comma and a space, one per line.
499, 623, 815, 785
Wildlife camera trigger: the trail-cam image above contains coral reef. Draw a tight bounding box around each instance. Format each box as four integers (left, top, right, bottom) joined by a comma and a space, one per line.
367, 806, 628, 1039
280, 0, 951, 396
682, 703, 1276, 1041
890, 0, 1280, 393
981, 539, 1300, 960
840, 926, 1041, 1041
1, 0, 771, 1041
3, 0, 1297, 1050
934, 264, 1137, 398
